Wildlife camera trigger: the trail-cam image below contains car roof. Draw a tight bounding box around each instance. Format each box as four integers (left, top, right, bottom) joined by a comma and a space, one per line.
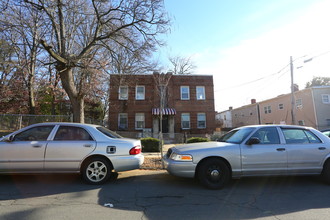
27, 122, 100, 128
238, 124, 314, 130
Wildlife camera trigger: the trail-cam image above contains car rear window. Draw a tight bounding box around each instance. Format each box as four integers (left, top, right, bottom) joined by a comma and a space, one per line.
97, 127, 122, 138
281, 128, 322, 144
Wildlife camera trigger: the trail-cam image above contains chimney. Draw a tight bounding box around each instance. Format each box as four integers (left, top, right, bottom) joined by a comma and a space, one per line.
251, 99, 256, 104
229, 106, 233, 110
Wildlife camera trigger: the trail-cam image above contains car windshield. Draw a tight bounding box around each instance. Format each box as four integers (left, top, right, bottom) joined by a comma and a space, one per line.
96, 126, 122, 138
218, 127, 255, 144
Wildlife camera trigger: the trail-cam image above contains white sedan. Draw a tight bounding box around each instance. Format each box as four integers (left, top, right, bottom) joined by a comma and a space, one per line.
0, 122, 144, 184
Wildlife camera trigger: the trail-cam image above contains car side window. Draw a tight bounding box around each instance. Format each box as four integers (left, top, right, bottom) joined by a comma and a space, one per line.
250, 127, 280, 144
54, 126, 93, 141
13, 126, 54, 141
282, 128, 321, 144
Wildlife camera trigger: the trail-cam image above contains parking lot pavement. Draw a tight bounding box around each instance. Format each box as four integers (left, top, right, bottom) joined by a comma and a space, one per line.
1, 170, 330, 220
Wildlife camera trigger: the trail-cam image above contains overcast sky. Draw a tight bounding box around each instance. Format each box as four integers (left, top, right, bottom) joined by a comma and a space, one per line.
157, 0, 330, 112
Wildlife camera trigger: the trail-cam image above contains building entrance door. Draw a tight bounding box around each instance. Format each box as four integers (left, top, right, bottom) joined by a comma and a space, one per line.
161, 116, 169, 133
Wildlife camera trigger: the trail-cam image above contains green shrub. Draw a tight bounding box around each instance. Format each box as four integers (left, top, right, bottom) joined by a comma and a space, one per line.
187, 137, 209, 143
141, 137, 160, 152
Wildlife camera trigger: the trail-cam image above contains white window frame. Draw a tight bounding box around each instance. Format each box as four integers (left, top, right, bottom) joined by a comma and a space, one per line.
118, 86, 128, 100
264, 106, 271, 114
180, 86, 190, 100
296, 98, 303, 108
197, 113, 206, 129
278, 103, 284, 110
298, 120, 305, 126
196, 86, 205, 100
135, 113, 145, 130
118, 113, 128, 130
322, 94, 330, 104
181, 113, 190, 129
135, 86, 145, 100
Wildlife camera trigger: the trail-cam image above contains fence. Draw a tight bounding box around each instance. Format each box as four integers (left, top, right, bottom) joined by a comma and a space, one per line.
0, 114, 72, 133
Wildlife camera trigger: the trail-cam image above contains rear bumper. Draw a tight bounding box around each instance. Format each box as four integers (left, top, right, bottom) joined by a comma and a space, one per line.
111, 154, 144, 172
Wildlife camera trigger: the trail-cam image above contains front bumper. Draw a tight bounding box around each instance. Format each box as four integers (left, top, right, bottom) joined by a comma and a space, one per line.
162, 156, 196, 178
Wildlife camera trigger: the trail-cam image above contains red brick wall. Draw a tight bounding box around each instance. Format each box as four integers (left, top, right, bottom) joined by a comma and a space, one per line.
109, 74, 215, 134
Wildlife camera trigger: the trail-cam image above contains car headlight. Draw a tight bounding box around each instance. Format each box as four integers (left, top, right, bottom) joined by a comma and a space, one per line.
170, 153, 193, 161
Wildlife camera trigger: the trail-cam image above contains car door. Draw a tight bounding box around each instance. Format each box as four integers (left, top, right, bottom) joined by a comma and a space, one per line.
281, 128, 329, 174
241, 127, 288, 176
44, 125, 96, 171
0, 125, 54, 171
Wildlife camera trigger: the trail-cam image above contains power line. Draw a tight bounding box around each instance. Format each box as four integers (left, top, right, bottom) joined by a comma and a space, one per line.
214, 49, 330, 93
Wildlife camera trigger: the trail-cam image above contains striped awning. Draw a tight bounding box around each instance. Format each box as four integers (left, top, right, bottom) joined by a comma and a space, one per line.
152, 108, 176, 116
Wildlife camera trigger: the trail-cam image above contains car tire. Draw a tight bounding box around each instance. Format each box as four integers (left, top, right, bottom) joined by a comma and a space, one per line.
81, 157, 112, 185
322, 160, 330, 184
197, 158, 230, 189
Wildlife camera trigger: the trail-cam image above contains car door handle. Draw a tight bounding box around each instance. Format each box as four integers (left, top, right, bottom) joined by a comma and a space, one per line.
276, 148, 286, 151
32, 145, 42, 148
318, 147, 326, 150
84, 144, 92, 148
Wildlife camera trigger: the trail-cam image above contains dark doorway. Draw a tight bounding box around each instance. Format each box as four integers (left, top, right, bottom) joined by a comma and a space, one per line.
161, 116, 169, 133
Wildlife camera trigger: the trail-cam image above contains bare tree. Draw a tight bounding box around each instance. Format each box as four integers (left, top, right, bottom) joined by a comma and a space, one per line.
11, 0, 170, 122
1, 2, 45, 114
153, 72, 172, 168
305, 76, 330, 88
169, 55, 196, 74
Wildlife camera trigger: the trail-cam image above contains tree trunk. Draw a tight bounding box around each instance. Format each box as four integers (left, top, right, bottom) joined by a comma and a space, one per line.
59, 67, 85, 123
27, 72, 36, 114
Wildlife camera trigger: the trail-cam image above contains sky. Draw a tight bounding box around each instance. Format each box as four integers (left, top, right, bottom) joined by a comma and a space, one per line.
156, 0, 330, 112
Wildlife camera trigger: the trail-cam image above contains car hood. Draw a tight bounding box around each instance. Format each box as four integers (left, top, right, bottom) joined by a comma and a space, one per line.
173, 141, 237, 153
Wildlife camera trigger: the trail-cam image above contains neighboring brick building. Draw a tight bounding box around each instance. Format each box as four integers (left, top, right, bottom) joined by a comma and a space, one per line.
108, 73, 215, 136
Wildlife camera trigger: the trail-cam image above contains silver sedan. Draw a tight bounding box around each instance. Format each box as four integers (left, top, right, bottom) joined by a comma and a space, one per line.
0, 122, 144, 184
163, 125, 330, 189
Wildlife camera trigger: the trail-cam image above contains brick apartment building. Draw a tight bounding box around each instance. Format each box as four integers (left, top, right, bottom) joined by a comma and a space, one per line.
108, 73, 215, 137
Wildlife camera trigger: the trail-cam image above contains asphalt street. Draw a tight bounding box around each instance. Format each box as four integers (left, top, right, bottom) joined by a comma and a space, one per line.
0, 170, 330, 220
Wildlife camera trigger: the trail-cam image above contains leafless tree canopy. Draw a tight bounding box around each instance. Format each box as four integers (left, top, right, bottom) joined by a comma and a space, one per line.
1, 0, 170, 122
169, 55, 196, 74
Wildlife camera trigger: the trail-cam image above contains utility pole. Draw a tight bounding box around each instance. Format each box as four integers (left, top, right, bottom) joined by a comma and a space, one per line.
290, 56, 296, 125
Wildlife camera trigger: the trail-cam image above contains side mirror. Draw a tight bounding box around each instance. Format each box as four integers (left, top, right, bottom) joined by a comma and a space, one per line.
246, 137, 260, 145
3, 135, 14, 142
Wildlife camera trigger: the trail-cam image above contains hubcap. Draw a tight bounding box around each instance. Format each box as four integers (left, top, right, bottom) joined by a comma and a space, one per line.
208, 166, 221, 182
86, 161, 107, 182
210, 169, 220, 178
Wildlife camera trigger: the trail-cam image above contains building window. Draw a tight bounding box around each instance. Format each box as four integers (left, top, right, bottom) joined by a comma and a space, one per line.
278, 103, 284, 110
264, 106, 271, 114
118, 113, 128, 130
298, 120, 305, 126
197, 113, 206, 129
135, 86, 145, 100
119, 86, 128, 100
196, 86, 205, 100
296, 98, 303, 108
327, 119, 330, 126
135, 113, 145, 130
180, 86, 190, 100
181, 113, 190, 129
322, 94, 330, 104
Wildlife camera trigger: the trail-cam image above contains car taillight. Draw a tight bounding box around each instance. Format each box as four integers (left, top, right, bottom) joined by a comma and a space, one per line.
129, 145, 141, 155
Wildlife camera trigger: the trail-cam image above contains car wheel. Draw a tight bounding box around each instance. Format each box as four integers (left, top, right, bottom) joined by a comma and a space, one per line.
82, 157, 112, 185
322, 160, 330, 184
197, 158, 230, 189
